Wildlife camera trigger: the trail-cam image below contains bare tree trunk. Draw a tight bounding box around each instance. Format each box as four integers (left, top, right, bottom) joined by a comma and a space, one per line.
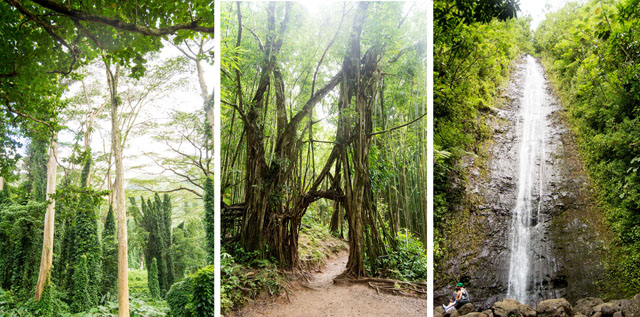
34, 135, 58, 300
195, 58, 210, 101
0, 176, 4, 191
105, 60, 129, 317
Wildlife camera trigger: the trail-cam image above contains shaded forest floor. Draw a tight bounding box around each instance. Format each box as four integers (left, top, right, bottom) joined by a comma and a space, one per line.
232, 251, 426, 317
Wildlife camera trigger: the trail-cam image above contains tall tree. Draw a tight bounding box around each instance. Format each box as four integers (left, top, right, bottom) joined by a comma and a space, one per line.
34, 135, 57, 299
222, 2, 427, 278
1, 2, 213, 313
103, 57, 131, 313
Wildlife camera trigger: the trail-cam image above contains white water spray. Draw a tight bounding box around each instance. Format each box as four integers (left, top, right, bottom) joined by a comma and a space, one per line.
507, 55, 549, 304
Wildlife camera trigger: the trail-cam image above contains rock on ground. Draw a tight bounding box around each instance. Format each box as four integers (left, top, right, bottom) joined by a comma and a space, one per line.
492, 299, 536, 317
458, 303, 477, 315
574, 297, 604, 316
463, 313, 489, 317
536, 298, 573, 316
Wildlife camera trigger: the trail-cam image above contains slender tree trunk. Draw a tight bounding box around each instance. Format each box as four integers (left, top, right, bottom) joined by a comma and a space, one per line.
401, 156, 411, 231
34, 135, 58, 300
0, 176, 4, 191
105, 60, 129, 317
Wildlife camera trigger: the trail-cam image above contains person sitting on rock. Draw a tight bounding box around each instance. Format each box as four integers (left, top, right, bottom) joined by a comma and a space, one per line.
442, 282, 470, 312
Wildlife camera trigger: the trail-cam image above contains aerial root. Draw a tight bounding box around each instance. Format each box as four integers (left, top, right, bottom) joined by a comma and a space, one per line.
338, 277, 427, 297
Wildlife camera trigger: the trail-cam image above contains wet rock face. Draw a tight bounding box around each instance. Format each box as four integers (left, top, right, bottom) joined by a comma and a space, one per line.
436, 55, 611, 309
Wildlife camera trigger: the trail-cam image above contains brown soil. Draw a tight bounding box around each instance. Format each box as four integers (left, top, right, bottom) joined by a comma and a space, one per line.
231, 251, 426, 317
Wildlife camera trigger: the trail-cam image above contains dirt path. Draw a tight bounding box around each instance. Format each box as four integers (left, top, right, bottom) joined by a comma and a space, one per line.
233, 251, 426, 317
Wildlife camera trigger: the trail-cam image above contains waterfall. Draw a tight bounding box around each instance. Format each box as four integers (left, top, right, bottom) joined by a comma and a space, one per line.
507, 55, 549, 304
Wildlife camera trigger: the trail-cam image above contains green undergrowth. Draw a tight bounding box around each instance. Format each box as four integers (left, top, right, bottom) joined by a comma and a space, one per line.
0, 285, 168, 317
298, 222, 348, 270
165, 265, 215, 317
370, 230, 428, 282
220, 249, 285, 315
0, 270, 169, 316
127, 269, 151, 296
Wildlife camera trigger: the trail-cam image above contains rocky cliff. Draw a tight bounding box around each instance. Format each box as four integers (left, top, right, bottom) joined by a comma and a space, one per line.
435, 55, 616, 309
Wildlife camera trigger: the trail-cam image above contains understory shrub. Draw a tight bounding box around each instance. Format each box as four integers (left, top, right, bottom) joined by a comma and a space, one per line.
221, 250, 284, 314
378, 230, 428, 281
166, 277, 194, 317
166, 265, 215, 316
190, 265, 215, 316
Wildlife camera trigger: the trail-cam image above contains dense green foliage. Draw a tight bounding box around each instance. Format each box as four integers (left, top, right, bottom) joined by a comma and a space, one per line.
59, 185, 105, 305
203, 177, 215, 262
378, 230, 428, 282
101, 206, 118, 295
130, 194, 175, 296
165, 265, 215, 317
24, 284, 68, 317
0, 0, 213, 177
0, 202, 45, 296
71, 256, 90, 313
434, 0, 531, 259
171, 218, 207, 282
220, 251, 284, 315
148, 258, 161, 299
189, 265, 215, 316
166, 277, 194, 317
535, 0, 640, 296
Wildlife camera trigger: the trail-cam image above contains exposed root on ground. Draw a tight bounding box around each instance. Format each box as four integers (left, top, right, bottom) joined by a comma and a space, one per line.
334, 273, 427, 297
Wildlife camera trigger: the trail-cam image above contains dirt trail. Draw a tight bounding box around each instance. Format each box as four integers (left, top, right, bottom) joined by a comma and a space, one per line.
234, 251, 426, 317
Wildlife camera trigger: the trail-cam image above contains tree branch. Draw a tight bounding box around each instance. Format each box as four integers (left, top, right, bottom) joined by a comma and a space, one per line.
29, 0, 214, 35
2, 99, 54, 131
137, 184, 202, 198
368, 111, 426, 137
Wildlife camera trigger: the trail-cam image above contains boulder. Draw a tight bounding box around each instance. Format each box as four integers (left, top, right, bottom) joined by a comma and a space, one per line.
458, 303, 477, 315
462, 313, 488, 317
624, 294, 640, 316
446, 308, 460, 317
594, 302, 617, 316
435, 306, 445, 314
574, 297, 604, 316
482, 309, 494, 317
536, 298, 573, 316
608, 299, 629, 313
492, 299, 536, 317
612, 312, 622, 317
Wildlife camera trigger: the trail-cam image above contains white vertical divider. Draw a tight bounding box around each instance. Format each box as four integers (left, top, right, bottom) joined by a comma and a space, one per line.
213, 1, 221, 316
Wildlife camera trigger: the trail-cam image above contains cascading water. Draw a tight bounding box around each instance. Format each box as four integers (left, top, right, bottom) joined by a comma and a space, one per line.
506, 55, 549, 305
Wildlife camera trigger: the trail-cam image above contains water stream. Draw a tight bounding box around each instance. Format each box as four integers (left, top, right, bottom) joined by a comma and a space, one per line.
506, 55, 550, 304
